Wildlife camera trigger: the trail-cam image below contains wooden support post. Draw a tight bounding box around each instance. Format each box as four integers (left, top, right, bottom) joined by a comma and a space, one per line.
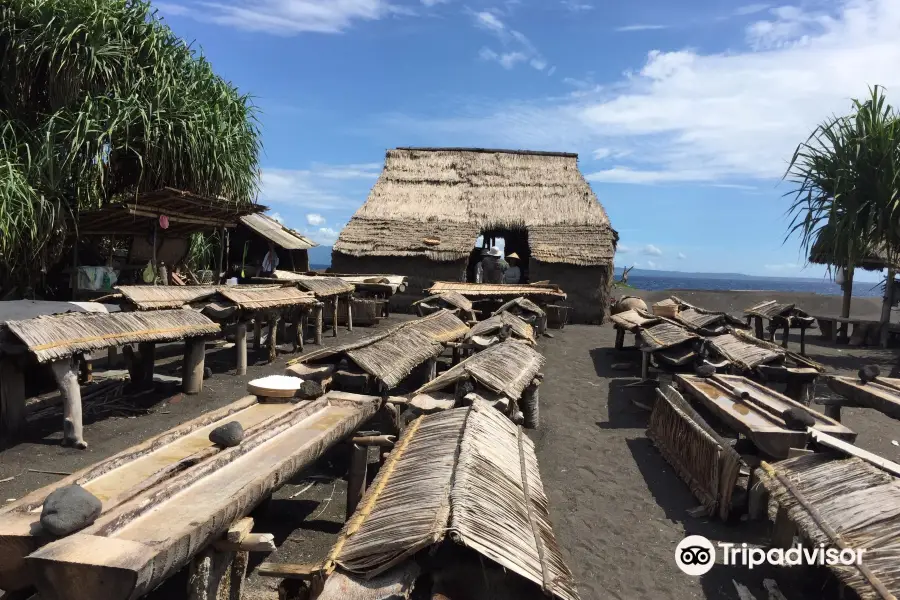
50, 357, 87, 449
831, 320, 839, 344
771, 505, 796, 549
882, 268, 896, 348
784, 378, 814, 406
521, 380, 540, 429
277, 316, 287, 341
754, 316, 764, 340
641, 349, 651, 380
253, 319, 262, 352
235, 323, 248, 376
0, 358, 26, 443
824, 403, 842, 422
267, 314, 280, 364
107, 346, 119, 368
332, 298, 339, 338
138, 342, 156, 388
314, 303, 323, 345
78, 355, 93, 385
187, 547, 246, 600
799, 326, 807, 356
182, 338, 206, 395
216, 226, 226, 285
293, 316, 304, 353
424, 357, 437, 384
347, 296, 353, 332
781, 322, 789, 349
615, 328, 625, 351
298, 312, 308, 352
452, 346, 461, 365
346, 443, 367, 520
747, 472, 769, 521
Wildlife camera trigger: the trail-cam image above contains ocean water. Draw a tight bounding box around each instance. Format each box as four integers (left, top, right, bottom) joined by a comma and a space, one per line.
626, 275, 884, 297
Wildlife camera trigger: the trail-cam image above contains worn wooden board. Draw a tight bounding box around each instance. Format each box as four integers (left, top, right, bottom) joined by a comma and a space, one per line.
827, 375, 900, 420
24, 392, 380, 600
676, 374, 856, 459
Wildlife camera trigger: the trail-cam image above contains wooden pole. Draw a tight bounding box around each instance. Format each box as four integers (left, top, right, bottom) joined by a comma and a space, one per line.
152, 219, 158, 286
78, 354, 93, 385
216, 226, 226, 285
235, 323, 248, 376
754, 316, 764, 340
347, 296, 353, 332
881, 268, 895, 348
314, 303, 323, 345
0, 358, 26, 444
799, 326, 807, 356
50, 358, 87, 449
772, 505, 796, 549
298, 312, 308, 352
332, 298, 339, 338
641, 350, 651, 380
841, 265, 854, 320
267, 314, 279, 364
781, 322, 789, 349
424, 357, 437, 384
253, 318, 261, 352
346, 443, 367, 520
614, 328, 625, 351
138, 342, 156, 388
182, 338, 206, 395
107, 346, 119, 368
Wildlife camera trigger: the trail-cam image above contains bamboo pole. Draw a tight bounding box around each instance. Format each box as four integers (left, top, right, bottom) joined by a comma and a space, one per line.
235, 323, 248, 376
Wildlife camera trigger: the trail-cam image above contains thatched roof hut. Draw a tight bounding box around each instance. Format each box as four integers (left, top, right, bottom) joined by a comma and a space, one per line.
808, 225, 899, 271
332, 148, 618, 323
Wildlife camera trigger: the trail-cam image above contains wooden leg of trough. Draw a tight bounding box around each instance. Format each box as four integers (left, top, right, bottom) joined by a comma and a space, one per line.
107, 345, 119, 368
50, 357, 87, 449
824, 403, 842, 422
799, 326, 807, 356
187, 547, 239, 600
278, 316, 287, 342
235, 322, 248, 376
346, 443, 368, 520
615, 327, 625, 351
0, 358, 26, 444
521, 379, 540, 429
423, 357, 437, 385
771, 505, 796, 549
784, 378, 814, 406
138, 342, 156, 389
746, 467, 769, 520
452, 346, 461, 365
253, 319, 262, 351
641, 350, 651, 381
78, 355, 93, 385
268, 314, 280, 364
782, 323, 790, 349
754, 316, 764, 340
314, 304, 324, 345
183, 337, 207, 395
332, 298, 339, 338
347, 297, 353, 332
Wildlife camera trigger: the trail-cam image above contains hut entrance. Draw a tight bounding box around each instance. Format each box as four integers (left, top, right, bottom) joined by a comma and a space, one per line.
465, 227, 530, 283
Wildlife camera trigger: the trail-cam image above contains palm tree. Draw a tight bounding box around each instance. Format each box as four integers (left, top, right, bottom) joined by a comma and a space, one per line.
786, 86, 900, 329
0, 0, 261, 293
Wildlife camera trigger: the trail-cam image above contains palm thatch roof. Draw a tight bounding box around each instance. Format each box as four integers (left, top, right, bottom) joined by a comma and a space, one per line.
809, 225, 900, 271
292, 277, 355, 298
216, 287, 316, 310
428, 281, 566, 300
239, 213, 317, 250
327, 402, 580, 600
3, 309, 219, 363
637, 322, 697, 352
467, 312, 536, 345
334, 148, 616, 266
707, 333, 783, 370
115, 284, 283, 310
418, 340, 544, 400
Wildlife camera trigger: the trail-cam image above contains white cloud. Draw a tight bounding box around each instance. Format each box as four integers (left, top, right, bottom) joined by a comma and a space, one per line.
646, 260, 658, 269
157, 0, 410, 34
592, 148, 612, 160
389, 0, 900, 185
616, 244, 631, 253
765, 262, 799, 271
316, 227, 340, 244
643, 244, 663, 256
561, 0, 592, 11
471, 10, 547, 71
269, 212, 284, 223
260, 162, 377, 210
306, 213, 326, 226
677, 252, 686, 260
420, 0, 449, 5
615, 24, 667, 32
735, 3, 771, 16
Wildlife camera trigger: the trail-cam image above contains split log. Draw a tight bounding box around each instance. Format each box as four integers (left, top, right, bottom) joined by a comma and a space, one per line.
0, 358, 25, 442
351, 435, 396, 447
27, 393, 381, 600
257, 562, 319, 580
235, 323, 248, 376
225, 517, 254, 543
50, 357, 86, 449
214, 533, 276, 552
346, 443, 367, 519
183, 338, 207, 395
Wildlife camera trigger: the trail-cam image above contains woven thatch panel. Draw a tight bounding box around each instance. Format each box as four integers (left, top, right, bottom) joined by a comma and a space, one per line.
744, 300, 796, 319
609, 309, 660, 332
240, 213, 316, 250
218, 287, 316, 310
709, 333, 783, 370
428, 281, 566, 299
332, 403, 580, 600
414, 291, 474, 313
294, 278, 355, 298
468, 312, 535, 345
637, 322, 697, 351
418, 340, 544, 400
5, 309, 219, 363
494, 297, 546, 318
116, 286, 219, 309
758, 455, 900, 600
334, 148, 615, 266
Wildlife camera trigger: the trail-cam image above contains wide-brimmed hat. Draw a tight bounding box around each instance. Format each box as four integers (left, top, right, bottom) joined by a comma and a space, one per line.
486, 247, 502, 257
506, 252, 520, 260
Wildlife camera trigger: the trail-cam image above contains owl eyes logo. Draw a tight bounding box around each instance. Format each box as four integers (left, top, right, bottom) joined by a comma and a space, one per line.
675, 536, 716, 576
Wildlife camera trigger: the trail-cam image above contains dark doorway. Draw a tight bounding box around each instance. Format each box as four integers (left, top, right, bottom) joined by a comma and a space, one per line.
465, 227, 531, 283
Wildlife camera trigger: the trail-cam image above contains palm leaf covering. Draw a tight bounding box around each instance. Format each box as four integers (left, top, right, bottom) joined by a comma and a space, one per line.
0, 0, 261, 292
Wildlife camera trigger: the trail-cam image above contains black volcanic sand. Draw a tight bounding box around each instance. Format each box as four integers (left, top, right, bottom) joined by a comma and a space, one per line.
2, 290, 899, 600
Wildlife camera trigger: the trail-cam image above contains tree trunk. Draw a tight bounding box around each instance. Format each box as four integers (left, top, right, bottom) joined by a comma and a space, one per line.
881, 268, 895, 348
841, 265, 854, 319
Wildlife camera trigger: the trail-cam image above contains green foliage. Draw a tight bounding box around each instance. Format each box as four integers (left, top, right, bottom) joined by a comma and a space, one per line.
0, 0, 260, 290
786, 86, 900, 269
186, 231, 219, 272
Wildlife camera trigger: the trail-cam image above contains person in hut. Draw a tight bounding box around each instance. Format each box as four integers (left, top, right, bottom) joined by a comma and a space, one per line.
503, 252, 521, 284
260, 241, 280, 277
475, 247, 507, 284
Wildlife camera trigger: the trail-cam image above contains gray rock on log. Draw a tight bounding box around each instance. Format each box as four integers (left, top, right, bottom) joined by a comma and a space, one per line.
209, 421, 244, 447
782, 407, 815, 431
294, 380, 324, 401
40, 485, 102, 536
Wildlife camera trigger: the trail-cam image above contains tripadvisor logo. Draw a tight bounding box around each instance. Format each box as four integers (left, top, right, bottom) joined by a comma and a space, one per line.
675, 535, 866, 576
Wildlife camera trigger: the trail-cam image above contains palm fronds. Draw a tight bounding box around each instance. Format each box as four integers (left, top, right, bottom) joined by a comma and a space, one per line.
0, 0, 261, 291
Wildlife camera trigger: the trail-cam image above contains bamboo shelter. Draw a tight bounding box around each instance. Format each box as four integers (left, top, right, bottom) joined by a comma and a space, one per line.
332, 148, 617, 323
323, 402, 580, 600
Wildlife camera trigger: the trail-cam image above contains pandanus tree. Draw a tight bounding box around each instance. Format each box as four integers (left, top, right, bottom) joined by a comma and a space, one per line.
0, 0, 261, 294
786, 86, 900, 331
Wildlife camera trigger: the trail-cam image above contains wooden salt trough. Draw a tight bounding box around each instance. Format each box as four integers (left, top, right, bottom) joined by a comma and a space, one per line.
675, 374, 856, 458
825, 374, 900, 421
0, 391, 379, 597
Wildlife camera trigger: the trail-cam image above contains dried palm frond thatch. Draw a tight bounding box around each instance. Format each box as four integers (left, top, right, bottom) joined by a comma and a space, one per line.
708, 333, 784, 370
329, 402, 579, 600
494, 297, 546, 319
418, 340, 544, 400
467, 312, 536, 345
609, 309, 660, 332
757, 455, 900, 600
4, 309, 219, 363
412, 291, 474, 315
428, 281, 566, 300
239, 213, 316, 250
333, 148, 614, 268
217, 286, 316, 310
115, 285, 220, 309
293, 277, 355, 298
637, 322, 697, 351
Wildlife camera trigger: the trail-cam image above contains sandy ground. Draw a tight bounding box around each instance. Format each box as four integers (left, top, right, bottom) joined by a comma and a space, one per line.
2, 290, 899, 600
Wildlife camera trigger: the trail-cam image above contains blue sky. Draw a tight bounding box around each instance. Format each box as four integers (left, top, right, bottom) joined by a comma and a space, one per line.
154, 0, 900, 282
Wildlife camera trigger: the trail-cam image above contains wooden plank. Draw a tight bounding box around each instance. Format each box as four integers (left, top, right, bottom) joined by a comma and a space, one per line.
213, 533, 276, 553
27, 393, 381, 600
827, 375, 900, 420
809, 430, 900, 477
256, 562, 320, 581
225, 518, 254, 544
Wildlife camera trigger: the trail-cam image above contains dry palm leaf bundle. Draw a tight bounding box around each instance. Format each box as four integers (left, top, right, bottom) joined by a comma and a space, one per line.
467, 311, 536, 347
412, 291, 475, 321
326, 401, 580, 600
